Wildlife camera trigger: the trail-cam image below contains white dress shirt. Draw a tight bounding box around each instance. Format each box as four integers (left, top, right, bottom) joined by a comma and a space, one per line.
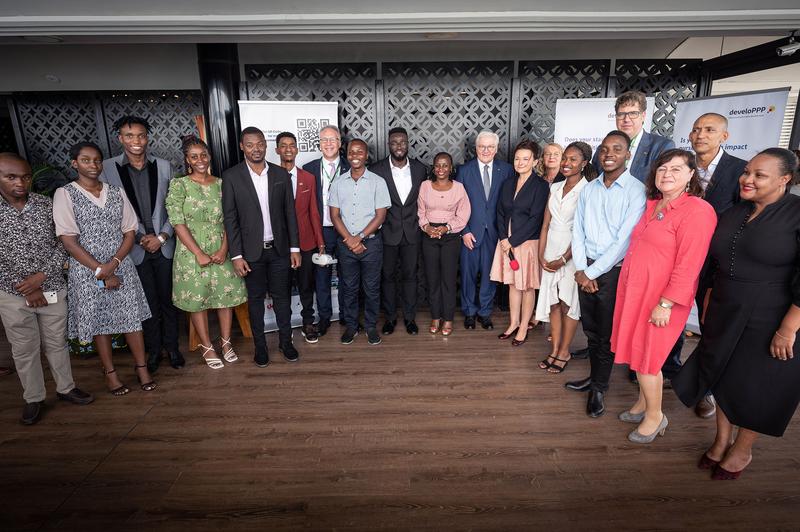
391, 159, 413, 204
247, 162, 274, 242
321, 157, 340, 227
696, 147, 725, 191
627, 130, 643, 169
288, 165, 298, 198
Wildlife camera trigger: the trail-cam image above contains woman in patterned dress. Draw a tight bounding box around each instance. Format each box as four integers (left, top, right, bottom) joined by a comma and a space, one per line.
166, 136, 247, 369
54, 142, 156, 395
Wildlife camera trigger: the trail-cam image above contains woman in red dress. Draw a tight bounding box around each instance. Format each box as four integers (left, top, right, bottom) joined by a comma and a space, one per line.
611, 149, 716, 443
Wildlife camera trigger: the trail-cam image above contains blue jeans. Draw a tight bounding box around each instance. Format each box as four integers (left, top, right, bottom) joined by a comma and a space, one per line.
337, 235, 383, 330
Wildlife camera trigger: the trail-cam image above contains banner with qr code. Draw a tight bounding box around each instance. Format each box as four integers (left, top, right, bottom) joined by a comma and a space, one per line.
238, 100, 339, 168
237, 100, 341, 331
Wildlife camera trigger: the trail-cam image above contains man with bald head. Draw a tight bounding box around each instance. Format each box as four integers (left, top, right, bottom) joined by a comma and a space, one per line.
0, 153, 93, 425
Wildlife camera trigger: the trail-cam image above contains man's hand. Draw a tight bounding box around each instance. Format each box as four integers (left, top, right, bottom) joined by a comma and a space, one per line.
15, 272, 46, 297
344, 235, 363, 252
25, 289, 48, 308
462, 232, 476, 250
575, 270, 598, 293
139, 234, 161, 254
232, 258, 251, 277
352, 242, 367, 255
290, 252, 301, 269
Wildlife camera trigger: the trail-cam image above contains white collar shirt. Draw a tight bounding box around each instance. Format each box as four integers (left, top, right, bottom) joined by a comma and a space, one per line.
696, 147, 725, 191
246, 162, 273, 242
627, 131, 643, 169
479, 159, 494, 187
288, 165, 298, 198
391, 158, 413, 204
321, 157, 341, 226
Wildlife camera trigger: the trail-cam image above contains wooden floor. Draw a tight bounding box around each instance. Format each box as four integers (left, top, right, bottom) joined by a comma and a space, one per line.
0, 312, 798, 531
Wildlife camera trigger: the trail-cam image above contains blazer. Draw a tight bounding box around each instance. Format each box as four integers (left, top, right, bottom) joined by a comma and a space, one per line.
99, 153, 175, 265
368, 157, 428, 246
703, 151, 747, 215
294, 167, 325, 252
592, 131, 675, 183
221, 161, 299, 262
301, 156, 351, 220
496, 174, 550, 246
455, 157, 514, 247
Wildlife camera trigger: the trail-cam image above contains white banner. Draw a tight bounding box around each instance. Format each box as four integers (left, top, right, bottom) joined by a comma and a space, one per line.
237, 99, 341, 333
554, 97, 655, 153
238, 100, 339, 168
672, 88, 790, 160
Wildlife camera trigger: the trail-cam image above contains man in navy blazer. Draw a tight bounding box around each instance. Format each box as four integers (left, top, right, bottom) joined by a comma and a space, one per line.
302, 125, 350, 337
592, 90, 675, 182
456, 130, 514, 330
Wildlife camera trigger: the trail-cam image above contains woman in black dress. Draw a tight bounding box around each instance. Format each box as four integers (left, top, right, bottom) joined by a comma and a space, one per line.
673, 148, 800, 480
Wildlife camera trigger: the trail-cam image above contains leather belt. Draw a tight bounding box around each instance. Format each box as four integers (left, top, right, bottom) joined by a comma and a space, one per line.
263, 241, 274, 249
587, 257, 623, 268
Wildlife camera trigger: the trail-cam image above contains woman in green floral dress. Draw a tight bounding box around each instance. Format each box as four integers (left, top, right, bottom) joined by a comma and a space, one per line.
165, 136, 246, 369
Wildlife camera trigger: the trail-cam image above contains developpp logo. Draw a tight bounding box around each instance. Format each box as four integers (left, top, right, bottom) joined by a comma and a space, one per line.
728, 105, 776, 118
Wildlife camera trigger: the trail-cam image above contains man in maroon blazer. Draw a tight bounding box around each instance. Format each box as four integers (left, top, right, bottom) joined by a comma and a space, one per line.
276, 132, 325, 343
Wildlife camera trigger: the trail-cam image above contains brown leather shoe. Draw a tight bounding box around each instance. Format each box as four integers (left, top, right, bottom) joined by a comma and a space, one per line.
695, 395, 716, 419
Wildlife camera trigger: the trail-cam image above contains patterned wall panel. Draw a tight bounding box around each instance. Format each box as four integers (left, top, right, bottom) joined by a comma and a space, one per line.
0, 101, 18, 154
614, 60, 702, 138
101, 91, 203, 173
13, 94, 101, 168
383, 62, 514, 165
519, 61, 610, 144
245, 63, 378, 160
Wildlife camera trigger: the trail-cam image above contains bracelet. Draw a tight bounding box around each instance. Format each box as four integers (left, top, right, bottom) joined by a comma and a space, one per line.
560, 255, 567, 265
774, 330, 792, 341
112, 256, 122, 267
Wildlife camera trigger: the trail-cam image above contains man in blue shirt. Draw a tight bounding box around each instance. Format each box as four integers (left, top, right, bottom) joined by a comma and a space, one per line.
566, 130, 646, 418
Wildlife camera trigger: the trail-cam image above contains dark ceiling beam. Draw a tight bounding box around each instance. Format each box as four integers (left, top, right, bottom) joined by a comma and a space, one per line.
703, 34, 800, 80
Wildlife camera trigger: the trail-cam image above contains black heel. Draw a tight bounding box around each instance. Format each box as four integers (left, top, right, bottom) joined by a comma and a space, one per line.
103, 368, 130, 396
134, 364, 157, 392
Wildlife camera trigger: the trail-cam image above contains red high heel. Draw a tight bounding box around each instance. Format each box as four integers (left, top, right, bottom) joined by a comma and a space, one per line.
712, 463, 747, 480
698, 453, 720, 470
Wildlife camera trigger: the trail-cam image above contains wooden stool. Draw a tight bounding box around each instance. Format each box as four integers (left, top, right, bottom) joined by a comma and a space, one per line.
188, 302, 252, 351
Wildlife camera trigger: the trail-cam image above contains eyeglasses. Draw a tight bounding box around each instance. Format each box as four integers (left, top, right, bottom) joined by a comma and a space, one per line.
320, 137, 340, 144
477, 145, 497, 152
615, 111, 642, 120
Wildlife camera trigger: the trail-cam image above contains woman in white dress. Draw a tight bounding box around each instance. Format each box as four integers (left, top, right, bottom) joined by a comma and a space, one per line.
535, 142, 597, 373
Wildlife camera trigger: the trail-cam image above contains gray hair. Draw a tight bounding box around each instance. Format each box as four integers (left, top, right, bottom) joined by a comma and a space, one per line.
320, 125, 341, 138
475, 130, 500, 147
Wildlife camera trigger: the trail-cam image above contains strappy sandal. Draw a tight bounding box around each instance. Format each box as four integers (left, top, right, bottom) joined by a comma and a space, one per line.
220, 337, 239, 363
441, 321, 453, 336
547, 355, 571, 374
199, 343, 224, 370
538, 354, 556, 370
133, 364, 158, 391
103, 368, 130, 396
429, 320, 441, 334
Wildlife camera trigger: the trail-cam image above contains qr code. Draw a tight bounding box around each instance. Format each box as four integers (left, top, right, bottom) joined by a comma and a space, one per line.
296, 118, 331, 152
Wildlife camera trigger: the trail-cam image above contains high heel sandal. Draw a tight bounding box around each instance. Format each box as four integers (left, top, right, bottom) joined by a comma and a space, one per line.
103, 368, 130, 396
511, 333, 528, 346
133, 364, 157, 392
546, 355, 570, 373
429, 320, 441, 334
698, 453, 721, 470
538, 354, 556, 370
441, 322, 453, 337
498, 327, 518, 340
220, 337, 238, 363
199, 343, 224, 370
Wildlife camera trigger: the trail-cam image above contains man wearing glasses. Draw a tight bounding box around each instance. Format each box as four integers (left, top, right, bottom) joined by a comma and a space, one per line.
456, 130, 514, 330
302, 125, 350, 337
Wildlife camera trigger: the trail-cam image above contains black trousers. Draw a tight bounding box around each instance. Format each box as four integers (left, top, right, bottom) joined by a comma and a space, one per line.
578, 266, 621, 393
315, 226, 345, 322
244, 247, 292, 356
292, 249, 316, 326
421, 232, 460, 321
381, 234, 418, 322
136, 251, 179, 355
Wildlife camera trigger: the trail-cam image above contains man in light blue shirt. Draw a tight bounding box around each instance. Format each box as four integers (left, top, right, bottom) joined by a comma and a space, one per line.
329, 139, 391, 346
566, 130, 646, 418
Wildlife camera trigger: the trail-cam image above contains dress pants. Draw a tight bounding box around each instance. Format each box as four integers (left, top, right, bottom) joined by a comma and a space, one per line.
460, 233, 497, 318
381, 234, 418, 322
422, 232, 460, 321
315, 226, 346, 322
0, 289, 75, 403
338, 236, 383, 330
579, 266, 621, 393
292, 249, 316, 326
244, 246, 292, 357
136, 250, 179, 356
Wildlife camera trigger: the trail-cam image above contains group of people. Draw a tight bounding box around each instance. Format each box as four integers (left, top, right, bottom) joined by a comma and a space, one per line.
1, 90, 798, 483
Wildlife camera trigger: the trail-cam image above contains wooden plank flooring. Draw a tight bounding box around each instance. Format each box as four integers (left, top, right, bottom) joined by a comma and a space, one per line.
0, 313, 798, 531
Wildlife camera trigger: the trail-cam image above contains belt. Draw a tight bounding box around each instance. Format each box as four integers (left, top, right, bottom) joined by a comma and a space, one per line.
587, 257, 623, 268
263, 241, 274, 249
352, 233, 377, 239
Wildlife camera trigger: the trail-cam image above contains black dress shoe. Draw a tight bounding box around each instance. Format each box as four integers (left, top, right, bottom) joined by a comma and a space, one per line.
317, 319, 331, 337
405, 320, 418, 335
56, 388, 94, 405
254, 353, 270, 368
146, 351, 163, 374
565, 376, 592, 392
464, 315, 476, 329
168, 350, 185, 369
570, 347, 589, 360
382, 320, 396, 335
21, 401, 43, 425
280, 342, 299, 362
587, 390, 606, 418
477, 315, 494, 330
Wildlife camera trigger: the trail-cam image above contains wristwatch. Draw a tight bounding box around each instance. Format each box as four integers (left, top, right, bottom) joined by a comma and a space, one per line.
658, 300, 673, 309
357, 231, 366, 240
157, 234, 167, 246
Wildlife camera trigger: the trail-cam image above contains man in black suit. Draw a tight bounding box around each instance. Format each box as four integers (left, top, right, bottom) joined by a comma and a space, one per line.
302, 125, 350, 337
222, 127, 301, 367
369, 127, 427, 335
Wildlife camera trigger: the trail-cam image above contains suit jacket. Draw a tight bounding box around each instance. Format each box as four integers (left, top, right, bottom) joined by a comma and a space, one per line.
702, 151, 747, 215
368, 157, 428, 246
221, 161, 299, 262
294, 167, 325, 252
99, 153, 175, 265
455, 158, 514, 248
592, 131, 675, 183
496, 174, 550, 246
301, 156, 351, 221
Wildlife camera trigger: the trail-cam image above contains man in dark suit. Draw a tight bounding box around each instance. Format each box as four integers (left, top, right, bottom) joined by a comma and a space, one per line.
222, 127, 301, 367
369, 127, 427, 336
456, 130, 514, 330
99, 115, 183, 374
276, 131, 325, 344
302, 125, 350, 337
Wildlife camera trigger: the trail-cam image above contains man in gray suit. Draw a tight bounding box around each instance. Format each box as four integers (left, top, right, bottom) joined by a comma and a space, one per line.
99, 115, 183, 373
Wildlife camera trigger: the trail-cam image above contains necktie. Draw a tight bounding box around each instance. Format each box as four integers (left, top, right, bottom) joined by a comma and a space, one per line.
328, 162, 336, 185
483, 164, 491, 199
626, 137, 638, 169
